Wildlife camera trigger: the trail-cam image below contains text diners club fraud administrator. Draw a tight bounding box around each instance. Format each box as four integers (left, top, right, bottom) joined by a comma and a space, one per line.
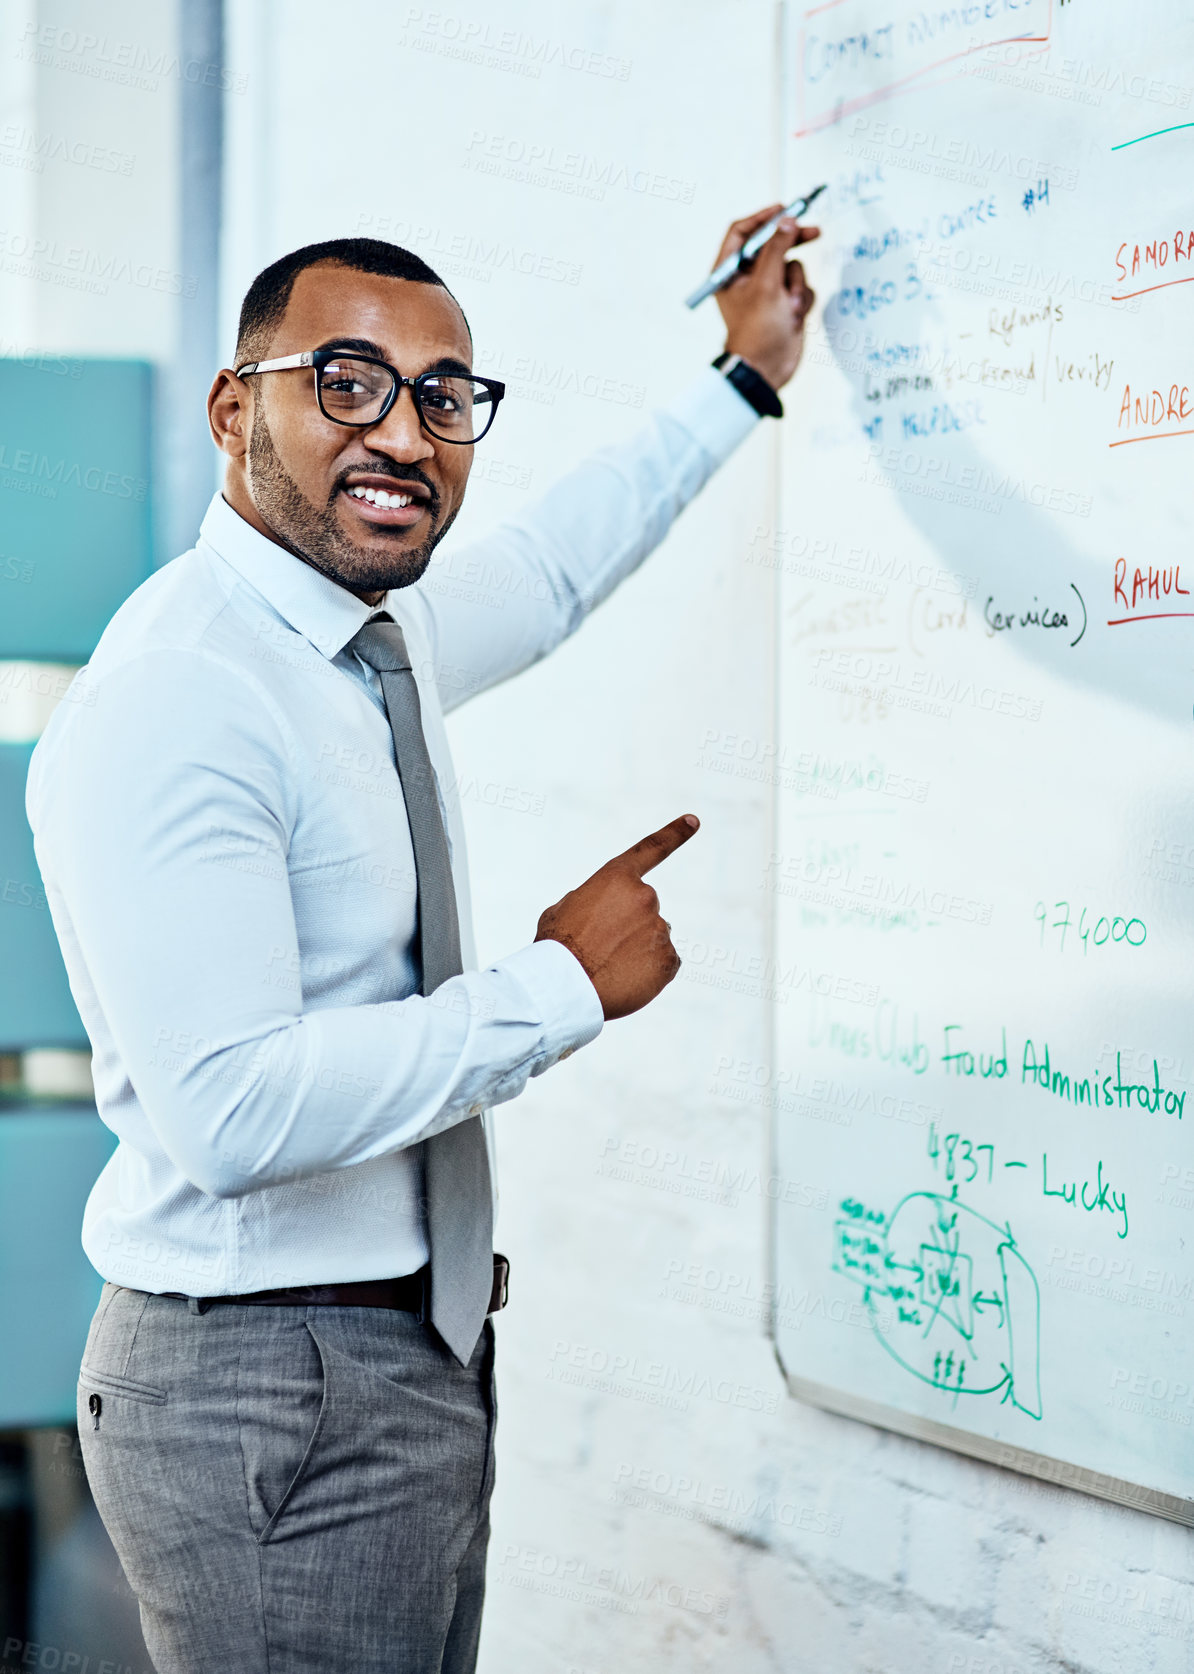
26, 205, 817, 1673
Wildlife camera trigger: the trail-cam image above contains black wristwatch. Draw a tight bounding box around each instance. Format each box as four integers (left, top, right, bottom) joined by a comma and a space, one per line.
712, 351, 783, 419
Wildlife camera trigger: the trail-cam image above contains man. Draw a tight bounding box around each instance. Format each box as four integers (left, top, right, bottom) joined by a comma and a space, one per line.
25, 204, 816, 1673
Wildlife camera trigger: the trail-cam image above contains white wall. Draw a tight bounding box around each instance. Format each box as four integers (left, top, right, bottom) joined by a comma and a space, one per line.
223, 2, 1190, 1668
0, 0, 180, 359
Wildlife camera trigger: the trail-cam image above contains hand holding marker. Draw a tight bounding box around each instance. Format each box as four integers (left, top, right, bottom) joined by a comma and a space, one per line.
685, 185, 827, 309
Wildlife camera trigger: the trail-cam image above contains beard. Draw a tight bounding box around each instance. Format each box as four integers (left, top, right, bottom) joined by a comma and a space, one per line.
245, 405, 458, 594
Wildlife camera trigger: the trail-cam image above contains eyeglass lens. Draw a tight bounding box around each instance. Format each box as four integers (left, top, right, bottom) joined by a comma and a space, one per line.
317, 357, 497, 440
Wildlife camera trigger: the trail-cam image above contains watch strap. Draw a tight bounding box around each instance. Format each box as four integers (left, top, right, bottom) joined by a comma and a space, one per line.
712, 352, 783, 419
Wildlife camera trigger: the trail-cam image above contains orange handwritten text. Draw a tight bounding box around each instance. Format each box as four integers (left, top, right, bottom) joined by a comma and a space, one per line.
1114, 229, 1194, 301
1111, 381, 1194, 447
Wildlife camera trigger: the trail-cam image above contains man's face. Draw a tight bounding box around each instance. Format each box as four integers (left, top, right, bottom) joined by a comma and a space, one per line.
236, 263, 475, 598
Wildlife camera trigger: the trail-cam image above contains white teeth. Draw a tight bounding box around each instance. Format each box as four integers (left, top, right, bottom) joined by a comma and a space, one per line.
347, 486, 414, 509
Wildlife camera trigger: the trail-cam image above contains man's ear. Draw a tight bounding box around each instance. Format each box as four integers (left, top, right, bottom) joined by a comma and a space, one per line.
208, 369, 252, 459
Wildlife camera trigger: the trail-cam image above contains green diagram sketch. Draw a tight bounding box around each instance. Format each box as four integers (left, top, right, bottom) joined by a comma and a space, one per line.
834, 1191, 1042, 1420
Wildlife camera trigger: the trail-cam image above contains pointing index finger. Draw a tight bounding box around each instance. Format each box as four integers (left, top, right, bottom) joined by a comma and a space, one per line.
617, 814, 701, 877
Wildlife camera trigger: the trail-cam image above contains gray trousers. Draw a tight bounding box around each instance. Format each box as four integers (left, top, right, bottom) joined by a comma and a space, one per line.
77, 1283, 496, 1673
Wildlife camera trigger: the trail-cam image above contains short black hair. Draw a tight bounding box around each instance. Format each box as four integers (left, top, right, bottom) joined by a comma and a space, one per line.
234, 238, 468, 366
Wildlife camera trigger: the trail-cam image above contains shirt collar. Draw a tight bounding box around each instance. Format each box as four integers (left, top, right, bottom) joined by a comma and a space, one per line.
197, 492, 392, 660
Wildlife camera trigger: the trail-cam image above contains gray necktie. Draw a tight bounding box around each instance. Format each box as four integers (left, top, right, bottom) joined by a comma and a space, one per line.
345, 614, 493, 1365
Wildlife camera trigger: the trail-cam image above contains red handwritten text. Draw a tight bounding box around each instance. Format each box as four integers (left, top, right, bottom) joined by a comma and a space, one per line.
1109, 558, 1192, 626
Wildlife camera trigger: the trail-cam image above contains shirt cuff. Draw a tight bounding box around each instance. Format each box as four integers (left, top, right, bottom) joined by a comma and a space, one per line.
494, 938, 605, 1073
663, 363, 763, 465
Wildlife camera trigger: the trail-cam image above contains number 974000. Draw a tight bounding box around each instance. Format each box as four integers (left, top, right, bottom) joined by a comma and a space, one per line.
1034, 900, 1146, 955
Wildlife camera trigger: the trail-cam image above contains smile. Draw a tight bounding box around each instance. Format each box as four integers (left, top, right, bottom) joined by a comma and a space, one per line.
348, 485, 414, 508
340, 483, 429, 527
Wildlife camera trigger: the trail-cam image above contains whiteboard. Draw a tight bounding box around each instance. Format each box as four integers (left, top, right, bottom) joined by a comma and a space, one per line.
771, 0, 1194, 1523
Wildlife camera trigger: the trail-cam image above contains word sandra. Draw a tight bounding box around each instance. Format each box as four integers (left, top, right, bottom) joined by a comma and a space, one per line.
1115, 230, 1194, 287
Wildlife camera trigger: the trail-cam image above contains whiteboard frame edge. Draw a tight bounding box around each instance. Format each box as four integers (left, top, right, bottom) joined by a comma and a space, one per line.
783, 1371, 1194, 1528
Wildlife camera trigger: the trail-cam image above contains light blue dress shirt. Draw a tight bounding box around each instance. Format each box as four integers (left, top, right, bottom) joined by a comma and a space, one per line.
25, 368, 758, 1295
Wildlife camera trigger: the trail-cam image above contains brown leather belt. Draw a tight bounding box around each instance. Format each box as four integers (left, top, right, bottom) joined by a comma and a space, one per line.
168, 1254, 510, 1320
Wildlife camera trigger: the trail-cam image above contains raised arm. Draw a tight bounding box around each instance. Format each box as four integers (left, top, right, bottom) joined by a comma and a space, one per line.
417, 205, 819, 712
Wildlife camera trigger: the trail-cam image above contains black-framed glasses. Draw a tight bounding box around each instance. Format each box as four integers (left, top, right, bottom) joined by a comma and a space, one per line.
234, 348, 506, 444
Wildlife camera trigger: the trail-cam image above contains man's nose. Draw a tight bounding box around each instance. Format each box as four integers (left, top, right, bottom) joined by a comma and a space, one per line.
363, 383, 436, 461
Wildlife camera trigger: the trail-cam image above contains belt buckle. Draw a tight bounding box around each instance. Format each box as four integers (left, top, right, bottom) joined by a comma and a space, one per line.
489, 1253, 510, 1314
417, 1256, 509, 1325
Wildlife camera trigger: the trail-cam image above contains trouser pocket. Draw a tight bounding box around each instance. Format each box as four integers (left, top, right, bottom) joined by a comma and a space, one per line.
79, 1365, 168, 1429
238, 1317, 331, 1544
77, 1285, 168, 1435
